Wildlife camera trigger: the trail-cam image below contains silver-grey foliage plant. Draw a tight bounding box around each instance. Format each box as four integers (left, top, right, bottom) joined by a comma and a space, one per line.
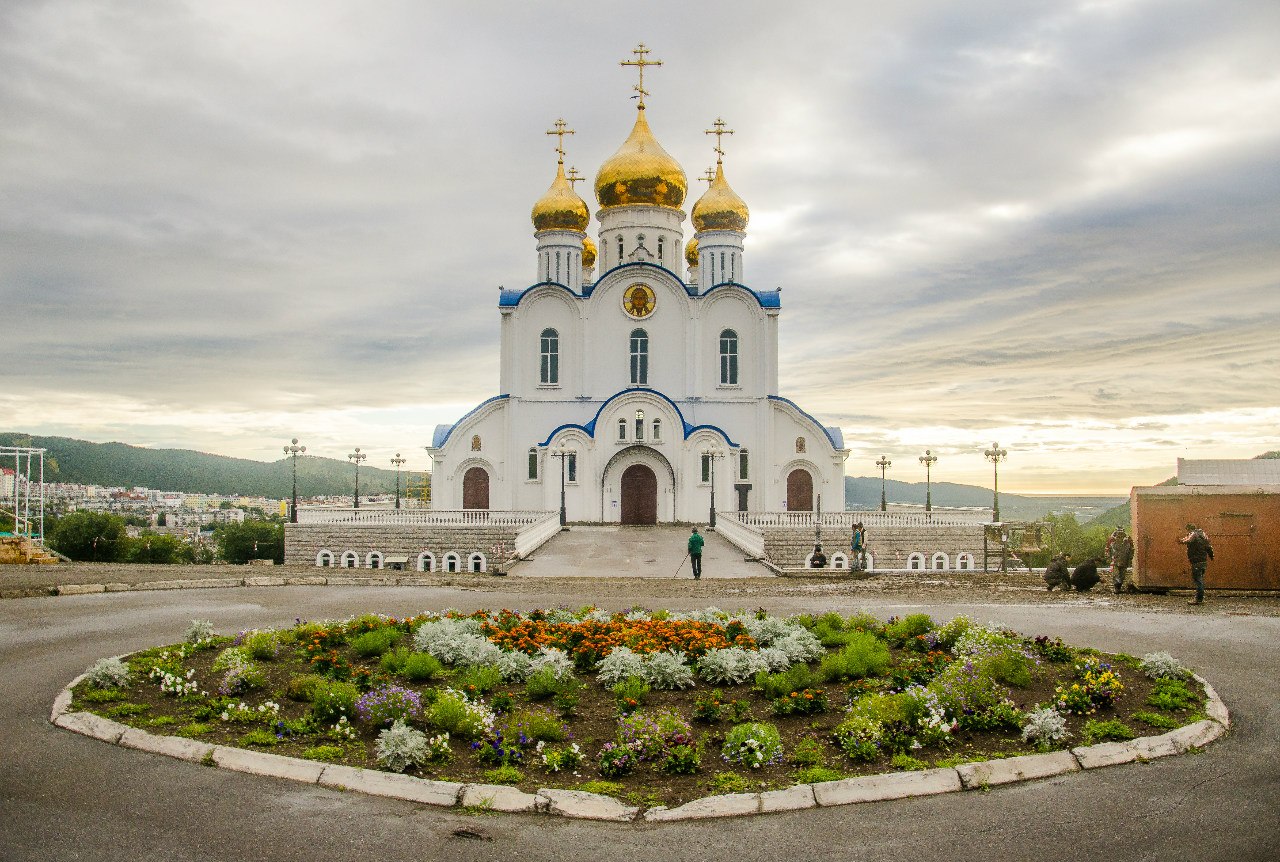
1021, 707, 1069, 750
184, 619, 216, 643
374, 719, 432, 772
85, 657, 131, 689
1140, 651, 1189, 680
697, 647, 770, 685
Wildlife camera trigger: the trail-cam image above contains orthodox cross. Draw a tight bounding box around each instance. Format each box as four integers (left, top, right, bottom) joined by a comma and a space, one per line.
566, 166, 584, 188
705, 117, 734, 164
621, 43, 662, 108
699, 167, 716, 185
546, 118, 575, 164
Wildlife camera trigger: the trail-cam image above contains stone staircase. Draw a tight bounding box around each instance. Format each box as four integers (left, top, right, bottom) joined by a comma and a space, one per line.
0, 536, 62, 565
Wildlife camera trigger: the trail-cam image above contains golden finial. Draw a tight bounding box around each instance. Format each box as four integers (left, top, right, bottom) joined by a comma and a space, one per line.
546, 118, 575, 165
705, 117, 735, 164
699, 167, 716, 184
621, 43, 663, 109
566, 166, 584, 188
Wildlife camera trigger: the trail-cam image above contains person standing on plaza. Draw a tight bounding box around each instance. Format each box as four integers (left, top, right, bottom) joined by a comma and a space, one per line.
1179, 523, 1214, 605
1106, 527, 1136, 594
851, 522, 866, 571
688, 526, 705, 580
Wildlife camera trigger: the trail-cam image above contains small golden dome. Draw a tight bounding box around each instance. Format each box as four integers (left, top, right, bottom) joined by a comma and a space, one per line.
595, 108, 687, 210
582, 235, 597, 269
691, 162, 749, 232
684, 237, 699, 267
532, 162, 590, 232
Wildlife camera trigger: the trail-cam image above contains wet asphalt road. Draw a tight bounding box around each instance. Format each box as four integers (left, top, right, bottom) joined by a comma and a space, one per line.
1, 583, 1277, 862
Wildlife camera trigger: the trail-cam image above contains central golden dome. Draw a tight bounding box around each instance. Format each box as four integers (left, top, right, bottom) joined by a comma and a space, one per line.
532, 162, 590, 232
595, 108, 687, 210
691, 162, 749, 232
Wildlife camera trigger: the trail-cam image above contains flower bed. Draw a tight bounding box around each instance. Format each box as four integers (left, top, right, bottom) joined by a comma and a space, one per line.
70, 609, 1208, 811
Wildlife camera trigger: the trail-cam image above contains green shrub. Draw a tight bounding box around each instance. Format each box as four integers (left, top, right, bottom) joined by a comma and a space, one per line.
301, 744, 348, 763
403, 652, 443, 682
310, 680, 360, 723
692, 689, 726, 723
350, 628, 400, 658
611, 676, 650, 715
819, 633, 892, 681
240, 729, 279, 747
1132, 710, 1180, 729
104, 703, 149, 718
512, 707, 567, 742
982, 651, 1034, 688
428, 689, 494, 740
708, 771, 748, 794
1147, 677, 1200, 711
890, 753, 927, 771
660, 743, 701, 775
789, 737, 826, 767
1082, 719, 1136, 745
286, 673, 329, 702
722, 722, 783, 769
794, 766, 843, 783
833, 714, 881, 762
754, 663, 823, 699
176, 722, 214, 738
455, 665, 503, 697
884, 613, 934, 644
577, 780, 624, 796
483, 764, 523, 785
242, 630, 282, 660
844, 611, 885, 634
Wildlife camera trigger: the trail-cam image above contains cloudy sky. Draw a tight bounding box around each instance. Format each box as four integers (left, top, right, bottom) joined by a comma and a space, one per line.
3, 0, 1278, 494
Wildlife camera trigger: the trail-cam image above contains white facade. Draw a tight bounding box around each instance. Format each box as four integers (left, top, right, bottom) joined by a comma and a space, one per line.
427, 103, 848, 524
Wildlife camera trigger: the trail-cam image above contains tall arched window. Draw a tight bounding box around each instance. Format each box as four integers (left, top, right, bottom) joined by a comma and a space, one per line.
528, 447, 539, 480
618, 418, 627, 440
635, 410, 645, 441
540, 328, 559, 385
617, 236, 624, 263
629, 328, 648, 385
652, 418, 662, 441
719, 329, 739, 385
657, 236, 664, 263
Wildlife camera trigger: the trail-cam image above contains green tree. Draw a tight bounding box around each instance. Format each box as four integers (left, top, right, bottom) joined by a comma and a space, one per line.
49, 512, 127, 561
121, 533, 196, 564
215, 520, 284, 564
1041, 514, 1110, 563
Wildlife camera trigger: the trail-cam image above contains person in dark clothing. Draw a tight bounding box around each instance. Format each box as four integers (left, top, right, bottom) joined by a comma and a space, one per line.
850, 523, 866, 571
1069, 558, 1102, 592
1179, 523, 1214, 605
1044, 553, 1072, 591
809, 544, 827, 568
1106, 528, 1136, 594
688, 527, 704, 580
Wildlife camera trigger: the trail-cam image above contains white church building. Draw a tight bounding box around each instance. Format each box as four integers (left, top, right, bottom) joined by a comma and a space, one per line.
427, 53, 849, 525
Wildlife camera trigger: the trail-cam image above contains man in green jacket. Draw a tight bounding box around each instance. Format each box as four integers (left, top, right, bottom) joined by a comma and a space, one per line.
688, 527, 705, 580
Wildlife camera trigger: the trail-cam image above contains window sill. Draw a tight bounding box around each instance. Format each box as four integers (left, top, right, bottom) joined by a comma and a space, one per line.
536, 384, 562, 390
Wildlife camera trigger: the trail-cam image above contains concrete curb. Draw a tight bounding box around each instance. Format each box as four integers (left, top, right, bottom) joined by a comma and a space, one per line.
49, 658, 1233, 823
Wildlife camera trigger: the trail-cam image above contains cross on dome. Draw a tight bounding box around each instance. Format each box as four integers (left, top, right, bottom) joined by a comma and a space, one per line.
566, 166, 584, 188
705, 117, 735, 164
546, 118, 575, 164
620, 43, 662, 108
700, 167, 716, 184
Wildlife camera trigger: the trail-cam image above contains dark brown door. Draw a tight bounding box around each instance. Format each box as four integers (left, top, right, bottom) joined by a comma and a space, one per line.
620, 464, 658, 525
786, 469, 813, 511
462, 466, 489, 510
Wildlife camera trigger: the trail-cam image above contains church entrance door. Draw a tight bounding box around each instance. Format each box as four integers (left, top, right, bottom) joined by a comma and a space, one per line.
462, 467, 490, 510
786, 469, 813, 512
620, 464, 658, 525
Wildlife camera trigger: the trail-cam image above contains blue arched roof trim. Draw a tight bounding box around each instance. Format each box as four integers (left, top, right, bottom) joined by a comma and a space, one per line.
537, 388, 738, 448
699, 281, 781, 309
431, 394, 510, 447
768, 395, 843, 450
498, 281, 577, 307
584, 261, 692, 297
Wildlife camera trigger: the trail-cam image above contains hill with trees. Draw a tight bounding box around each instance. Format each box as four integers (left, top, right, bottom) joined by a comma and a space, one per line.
0, 433, 416, 498
844, 476, 1124, 523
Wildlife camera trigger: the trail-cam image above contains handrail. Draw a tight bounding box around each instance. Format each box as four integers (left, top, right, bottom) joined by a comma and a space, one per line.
295, 508, 555, 526
736, 510, 991, 528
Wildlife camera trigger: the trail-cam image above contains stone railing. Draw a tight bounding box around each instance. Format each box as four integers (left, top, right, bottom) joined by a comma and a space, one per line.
736, 510, 992, 529
712, 512, 765, 559
513, 511, 563, 560
296, 508, 554, 527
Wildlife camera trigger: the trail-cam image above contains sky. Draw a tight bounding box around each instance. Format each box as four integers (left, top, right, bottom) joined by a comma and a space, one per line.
2, 0, 1278, 495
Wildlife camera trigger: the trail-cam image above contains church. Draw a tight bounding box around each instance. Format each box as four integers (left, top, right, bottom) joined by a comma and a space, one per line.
426, 47, 849, 524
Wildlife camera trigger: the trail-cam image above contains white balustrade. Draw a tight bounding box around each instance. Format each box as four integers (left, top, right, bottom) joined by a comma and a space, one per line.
295, 508, 556, 526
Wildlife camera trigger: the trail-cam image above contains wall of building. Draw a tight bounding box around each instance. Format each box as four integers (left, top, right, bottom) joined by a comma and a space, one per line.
762, 524, 986, 571
284, 523, 521, 572
1131, 484, 1280, 590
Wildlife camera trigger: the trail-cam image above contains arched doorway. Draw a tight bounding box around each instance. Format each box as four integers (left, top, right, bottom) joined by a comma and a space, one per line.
786, 468, 813, 511
462, 466, 489, 510
620, 463, 658, 525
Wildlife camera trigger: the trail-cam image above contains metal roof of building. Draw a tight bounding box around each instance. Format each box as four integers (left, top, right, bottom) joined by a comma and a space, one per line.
1177, 458, 1280, 485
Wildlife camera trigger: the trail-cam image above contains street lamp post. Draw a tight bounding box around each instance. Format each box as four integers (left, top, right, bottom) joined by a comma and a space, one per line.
550, 444, 573, 527
390, 453, 407, 510
983, 441, 1007, 523
347, 448, 366, 509
919, 449, 938, 513
875, 455, 892, 512
283, 438, 306, 523
702, 446, 724, 529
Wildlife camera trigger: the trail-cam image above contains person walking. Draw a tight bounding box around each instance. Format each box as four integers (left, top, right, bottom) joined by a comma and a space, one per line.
1179, 523, 1214, 605
1106, 527, 1136, 594
688, 526, 705, 580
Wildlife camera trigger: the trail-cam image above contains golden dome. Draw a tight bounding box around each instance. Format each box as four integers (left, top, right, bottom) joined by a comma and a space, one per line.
594, 108, 687, 210
532, 162, 590, 232
684, 237, 699, 267
691, 162, 749, 232
582, 235, 597, 269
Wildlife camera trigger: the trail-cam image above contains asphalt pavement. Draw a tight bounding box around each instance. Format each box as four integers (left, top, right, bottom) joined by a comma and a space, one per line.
1, 581, 1277, 861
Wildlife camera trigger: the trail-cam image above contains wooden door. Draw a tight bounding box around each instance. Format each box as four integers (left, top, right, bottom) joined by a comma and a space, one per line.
462, 467, 489, 510
620, 464, 658, 525
786, 469, 813, 512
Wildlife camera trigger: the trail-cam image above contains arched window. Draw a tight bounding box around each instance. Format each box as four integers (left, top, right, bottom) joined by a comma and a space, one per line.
956, 553, 975, 571
657, 236, 664, 263
719, 329, 739, 385
341, 551, 358, 568
540, 328, 559, 385
629, 328, 648, 385
555, 251, 561, 283
739, 449, 749, 480
931, 552, 950, 571
907, 552, 925, 571
469, 552, 487, 573
471, 435, 482, 451
566, 452, 577, 483
367, 552, 383, 569
652, 418, 662, 441
635, 410, 645, 441
443, 552, 461, 573
831, 553, 849, 570
528, 447, 539, 480
617, 236, 624, 263
316, 550, 334, 568
417, 551, 435, 572
618, 418, 627, 440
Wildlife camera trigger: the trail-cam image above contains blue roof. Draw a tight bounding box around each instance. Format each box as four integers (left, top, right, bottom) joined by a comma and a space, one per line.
430, 394, 510, 448
536, 388, 739, 448
768, 395, 844, 450
498, 265, 782, 310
